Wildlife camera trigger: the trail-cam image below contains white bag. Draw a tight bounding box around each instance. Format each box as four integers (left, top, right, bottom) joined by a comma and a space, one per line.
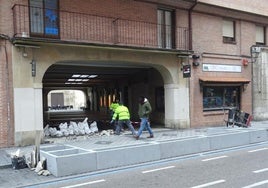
90, 121, 98, 133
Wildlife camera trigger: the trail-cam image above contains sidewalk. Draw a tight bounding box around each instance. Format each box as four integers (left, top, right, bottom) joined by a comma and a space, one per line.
1, 121, 268, 173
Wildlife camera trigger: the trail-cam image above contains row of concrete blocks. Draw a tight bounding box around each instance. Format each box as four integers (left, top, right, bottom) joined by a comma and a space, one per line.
40, 129, 268, 177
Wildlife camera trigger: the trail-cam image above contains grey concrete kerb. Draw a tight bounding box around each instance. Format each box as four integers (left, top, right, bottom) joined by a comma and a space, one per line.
40, 126, 268, 177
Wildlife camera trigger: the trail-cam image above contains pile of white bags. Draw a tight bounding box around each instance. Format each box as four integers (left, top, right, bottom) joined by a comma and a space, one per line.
44, 118, 99, 137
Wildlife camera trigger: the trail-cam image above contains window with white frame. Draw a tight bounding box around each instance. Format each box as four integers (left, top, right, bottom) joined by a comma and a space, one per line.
222, 19, 235, 43
256, 25, 266, 45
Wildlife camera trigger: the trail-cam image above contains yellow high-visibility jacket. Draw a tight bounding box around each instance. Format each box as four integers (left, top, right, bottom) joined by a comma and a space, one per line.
110, 102, 119, 112
112, 105, 130, 120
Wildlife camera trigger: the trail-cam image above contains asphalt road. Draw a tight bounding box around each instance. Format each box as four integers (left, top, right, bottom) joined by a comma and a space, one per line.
2, 142, 268, 188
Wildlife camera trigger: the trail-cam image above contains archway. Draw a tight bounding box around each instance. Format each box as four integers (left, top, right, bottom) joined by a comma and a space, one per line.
42, 60, 167, 130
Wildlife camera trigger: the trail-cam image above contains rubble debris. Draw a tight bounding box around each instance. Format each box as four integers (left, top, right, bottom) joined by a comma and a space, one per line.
99, 129, 114, 136
38, 169, 51, 176
32, 157, 51, 176
10, 149, 27, 169
44, 119, 100, 138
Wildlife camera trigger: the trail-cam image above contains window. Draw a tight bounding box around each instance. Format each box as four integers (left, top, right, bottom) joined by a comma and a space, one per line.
157, 9, 174, 49
222, 19, 235, 43
203, 86, 240, 111
256, 25, 266, 45
30, 0, 59, 38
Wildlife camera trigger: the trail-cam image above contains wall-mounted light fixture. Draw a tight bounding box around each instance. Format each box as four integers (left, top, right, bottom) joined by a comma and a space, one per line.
250, 45, 261, 63
192, 54, 200, 66
30, 60, 36, 77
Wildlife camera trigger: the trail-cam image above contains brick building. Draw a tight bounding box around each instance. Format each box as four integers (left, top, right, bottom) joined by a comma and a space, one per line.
0, 0, 267, 147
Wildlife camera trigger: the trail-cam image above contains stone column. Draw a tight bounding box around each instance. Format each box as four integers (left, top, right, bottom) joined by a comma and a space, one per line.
14, 83, 43, 146
164, 84, 190, 129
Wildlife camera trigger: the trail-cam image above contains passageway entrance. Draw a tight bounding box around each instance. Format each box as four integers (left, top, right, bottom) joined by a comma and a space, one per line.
42, 61, 165, 130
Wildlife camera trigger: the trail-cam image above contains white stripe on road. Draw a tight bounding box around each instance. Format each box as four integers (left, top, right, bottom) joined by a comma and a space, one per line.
202, 155, 228, 162
191, 180, 226, 188
253, 168, 268, 173
60, 179, 106, 188
248, 148, 268, 153
242, 180, 268, 188
142, 166, 175, 174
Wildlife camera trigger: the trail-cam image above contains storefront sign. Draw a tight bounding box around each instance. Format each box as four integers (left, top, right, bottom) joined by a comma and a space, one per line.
183, 64, 191, 78
203, 64, 241, 72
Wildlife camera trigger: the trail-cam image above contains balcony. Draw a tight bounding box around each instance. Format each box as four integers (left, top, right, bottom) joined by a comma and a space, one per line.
12, 4, 189, 51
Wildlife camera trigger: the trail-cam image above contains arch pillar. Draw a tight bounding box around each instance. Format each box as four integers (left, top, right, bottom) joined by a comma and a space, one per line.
164, 84, 190, 129
14, 83, 43, 146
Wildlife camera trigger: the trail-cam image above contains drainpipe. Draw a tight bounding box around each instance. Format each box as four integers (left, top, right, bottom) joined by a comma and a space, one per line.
188, 0, 198, 51
187, 1, 197, 128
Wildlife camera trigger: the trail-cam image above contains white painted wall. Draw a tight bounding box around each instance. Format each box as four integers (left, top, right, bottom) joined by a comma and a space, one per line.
165, 84, 190, 128
14, 87, 43, 145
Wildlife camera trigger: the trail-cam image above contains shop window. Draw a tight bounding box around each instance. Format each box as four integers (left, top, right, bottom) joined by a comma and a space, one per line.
256, 25, 266, 45
157, 9, 175, 49
29, 0, 59, 38
203, 86, 240, 111
155, 87, 164, 112
222, 19, 235, 43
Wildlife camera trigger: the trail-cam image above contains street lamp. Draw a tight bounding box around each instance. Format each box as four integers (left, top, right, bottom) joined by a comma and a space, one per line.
251, 45, 261, 63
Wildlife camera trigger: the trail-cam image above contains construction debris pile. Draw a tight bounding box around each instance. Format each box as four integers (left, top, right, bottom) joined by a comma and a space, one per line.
44, 118, 100, 137
10, 118, 117, 176
10, 148, 50, 176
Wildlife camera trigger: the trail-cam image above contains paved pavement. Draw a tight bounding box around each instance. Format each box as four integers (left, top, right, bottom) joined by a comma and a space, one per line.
0, 121, 268, 187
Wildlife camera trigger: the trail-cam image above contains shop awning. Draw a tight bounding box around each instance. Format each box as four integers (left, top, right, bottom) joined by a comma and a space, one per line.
199, 76, 251, 84
199, 76, 251, 91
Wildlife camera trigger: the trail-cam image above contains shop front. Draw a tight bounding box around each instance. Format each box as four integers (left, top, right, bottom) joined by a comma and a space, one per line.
190, 57, 252, 127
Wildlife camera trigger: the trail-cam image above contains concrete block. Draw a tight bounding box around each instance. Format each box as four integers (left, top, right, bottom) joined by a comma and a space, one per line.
40, 146, 97, 177
249, 130, 268, 143
209, 132, 250, 150
159, 137, 210, 159
96, 143, 160, 170
40, 145, 72, 152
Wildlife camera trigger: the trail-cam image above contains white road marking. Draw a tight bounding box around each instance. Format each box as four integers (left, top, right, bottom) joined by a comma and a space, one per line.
253, 168, 268, 173
60, 179, 106, 188
142, 165, 175, 174
191, 179, 226, 188
248, 148, 268, 153
201, 155, 228, 162
242, 180, 268, 188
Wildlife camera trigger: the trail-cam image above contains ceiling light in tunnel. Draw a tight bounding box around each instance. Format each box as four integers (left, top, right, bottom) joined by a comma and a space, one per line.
75, 79, 82, 82
89, 75, 98, 78
72, 74, 81, 78
82, 79, 89, 82
68, 79, 75, 81
80, 75, 89, 78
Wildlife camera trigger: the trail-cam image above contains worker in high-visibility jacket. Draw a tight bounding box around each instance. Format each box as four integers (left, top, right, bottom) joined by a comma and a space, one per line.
109, 98, 120, 117
109, 98, 120, 130
110, 102, 136, 136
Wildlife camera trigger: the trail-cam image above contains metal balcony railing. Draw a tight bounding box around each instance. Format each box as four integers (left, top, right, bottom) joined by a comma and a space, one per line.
12, 4, 189, 50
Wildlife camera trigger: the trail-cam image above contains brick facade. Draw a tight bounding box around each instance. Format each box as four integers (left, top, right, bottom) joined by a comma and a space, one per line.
0, 0, 268, 147
0, 41, 14, 147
